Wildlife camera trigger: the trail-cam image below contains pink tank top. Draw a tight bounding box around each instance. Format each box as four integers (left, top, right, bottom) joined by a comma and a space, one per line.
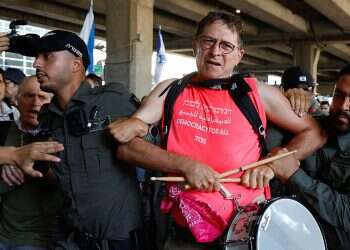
160, 77, 270, 243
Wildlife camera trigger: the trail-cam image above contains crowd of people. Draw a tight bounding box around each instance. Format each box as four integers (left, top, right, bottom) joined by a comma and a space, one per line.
0, 11, 348, 250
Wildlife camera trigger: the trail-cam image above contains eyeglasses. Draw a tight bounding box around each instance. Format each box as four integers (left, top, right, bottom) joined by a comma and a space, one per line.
198, 36, 239, 54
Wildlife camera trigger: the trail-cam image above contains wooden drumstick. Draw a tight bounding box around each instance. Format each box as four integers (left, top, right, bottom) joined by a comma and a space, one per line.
219, 150, 297, 178
150, 176, 241, 183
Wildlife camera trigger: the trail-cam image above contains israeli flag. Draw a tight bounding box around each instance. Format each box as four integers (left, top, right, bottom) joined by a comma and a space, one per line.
154, 26, 167, 84
80, 0, 95, 73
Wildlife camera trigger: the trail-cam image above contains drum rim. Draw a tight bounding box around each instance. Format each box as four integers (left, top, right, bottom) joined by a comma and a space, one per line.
252, 196, 328, 250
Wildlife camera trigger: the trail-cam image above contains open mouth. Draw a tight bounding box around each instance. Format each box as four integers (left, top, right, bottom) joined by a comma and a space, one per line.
206, 60, 221, 66
28, 109, 40, 116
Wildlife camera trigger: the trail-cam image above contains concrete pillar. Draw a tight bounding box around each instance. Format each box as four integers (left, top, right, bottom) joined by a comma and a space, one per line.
105, 0, 154, 98
292, 42, 320, 83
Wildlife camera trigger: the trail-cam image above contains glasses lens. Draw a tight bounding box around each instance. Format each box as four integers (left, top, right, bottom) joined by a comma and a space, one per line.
199, 37, 215, 49
198, 36, 237, 54
220, 42, 235, 54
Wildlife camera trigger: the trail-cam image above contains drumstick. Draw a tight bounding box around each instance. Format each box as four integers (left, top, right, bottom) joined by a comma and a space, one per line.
150, 176, 241, 183
219, 150, 297, 178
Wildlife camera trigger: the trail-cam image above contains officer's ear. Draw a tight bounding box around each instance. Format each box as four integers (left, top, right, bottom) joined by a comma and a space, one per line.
72, 57, 84, 73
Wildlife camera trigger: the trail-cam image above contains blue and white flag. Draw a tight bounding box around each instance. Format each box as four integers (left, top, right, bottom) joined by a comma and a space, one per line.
154, 26, 167, 84
80, 0, 95, 73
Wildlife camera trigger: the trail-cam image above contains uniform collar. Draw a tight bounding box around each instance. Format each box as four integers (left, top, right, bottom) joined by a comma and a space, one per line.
47, 81, 92, 115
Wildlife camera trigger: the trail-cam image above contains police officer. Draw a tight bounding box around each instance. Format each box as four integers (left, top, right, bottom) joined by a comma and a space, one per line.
267, 64, 350, 250
21, 30, 142, 250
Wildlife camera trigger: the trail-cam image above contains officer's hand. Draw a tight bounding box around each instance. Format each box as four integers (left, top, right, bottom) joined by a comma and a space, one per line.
13, 142, 64, 178
0, 32, 9, 52
241, 165, 274, 189
284, 88, 312, 117
179, 158, 220, 192
1, 165, 24, 186
266, 147, 300, 182
108, 117, 149, 143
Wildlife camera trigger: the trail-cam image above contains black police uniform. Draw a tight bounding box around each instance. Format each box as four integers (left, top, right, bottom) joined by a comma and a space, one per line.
38, 82, 142, 249
266, 120, 350, 250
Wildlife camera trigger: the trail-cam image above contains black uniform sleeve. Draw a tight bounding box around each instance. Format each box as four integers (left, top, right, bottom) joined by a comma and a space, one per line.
288, 169, 350, 232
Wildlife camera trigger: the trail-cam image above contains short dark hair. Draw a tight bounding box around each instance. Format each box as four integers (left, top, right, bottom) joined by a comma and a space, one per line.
85, 73, 102, 87
336, 64, 350, 82
195, 11, 243, 48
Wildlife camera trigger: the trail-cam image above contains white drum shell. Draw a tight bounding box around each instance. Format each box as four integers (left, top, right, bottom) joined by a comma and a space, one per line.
224, 198, 326, 250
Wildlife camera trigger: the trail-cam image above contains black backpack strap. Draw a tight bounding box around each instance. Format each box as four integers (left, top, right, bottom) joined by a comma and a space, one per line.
228, 75, 268, 156
161, 73, 196, 148
8, 112, 14, 121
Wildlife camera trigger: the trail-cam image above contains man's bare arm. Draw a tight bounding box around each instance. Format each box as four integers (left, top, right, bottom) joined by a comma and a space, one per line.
109, 79, 175, 142
117, 137, 220, 192
259, 83, 326, 160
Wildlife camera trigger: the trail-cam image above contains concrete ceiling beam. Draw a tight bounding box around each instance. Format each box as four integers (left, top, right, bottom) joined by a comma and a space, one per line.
0, 0, 106, 31
244, 32, 350, 45
245, 48, 292, 64
154, 13, 196, 37
52, 0, 107, 14
220, 0, 350, 68
155, 0, 258, 35
0, 7, 106, 37
239, 63, 346, 72
304, 0, 350, 31
324, 44, 350, 62
219, 0, 309, 32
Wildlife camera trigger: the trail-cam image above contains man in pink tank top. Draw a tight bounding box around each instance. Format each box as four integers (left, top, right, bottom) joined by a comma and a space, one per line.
108, 11, 326, 250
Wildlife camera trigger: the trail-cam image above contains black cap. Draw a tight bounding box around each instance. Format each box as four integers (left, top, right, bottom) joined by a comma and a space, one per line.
38, 30, 90, 69
4, 68, 25, 85
281, 66, 315, 90
26, 30, 90, 69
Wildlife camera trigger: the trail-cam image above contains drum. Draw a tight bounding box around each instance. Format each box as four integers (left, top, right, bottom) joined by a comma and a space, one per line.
223, 197, 327, 250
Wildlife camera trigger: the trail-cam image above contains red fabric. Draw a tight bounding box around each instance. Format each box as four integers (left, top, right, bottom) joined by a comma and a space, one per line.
160, 77, 270, 242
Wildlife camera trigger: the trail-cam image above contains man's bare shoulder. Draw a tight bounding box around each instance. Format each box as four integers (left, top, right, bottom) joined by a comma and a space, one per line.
150, 78, 178, 98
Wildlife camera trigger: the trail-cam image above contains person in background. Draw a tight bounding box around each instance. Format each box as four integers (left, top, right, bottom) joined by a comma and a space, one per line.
281, 66, 323, 117
0, 76, 63, 250
0, 69, 19, 121
85, 72, 102, 88
0, 32, 63, 176
4, 67, 26, 107
319, 100, 330, 115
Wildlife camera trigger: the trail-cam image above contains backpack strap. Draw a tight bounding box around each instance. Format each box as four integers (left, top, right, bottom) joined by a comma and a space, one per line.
8, 112, 14, 121
227, 75, 268, 156
160, 73, 196, 147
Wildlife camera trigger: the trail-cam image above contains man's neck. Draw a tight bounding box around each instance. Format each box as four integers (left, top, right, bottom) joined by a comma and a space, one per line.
19, 119, 36, 131
56, 78, 83, 110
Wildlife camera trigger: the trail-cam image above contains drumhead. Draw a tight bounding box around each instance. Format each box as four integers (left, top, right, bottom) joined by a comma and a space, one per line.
255, 198, 326, 250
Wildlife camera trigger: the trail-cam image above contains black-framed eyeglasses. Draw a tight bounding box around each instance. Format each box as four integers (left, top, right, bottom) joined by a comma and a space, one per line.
198, 35, 239, 54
